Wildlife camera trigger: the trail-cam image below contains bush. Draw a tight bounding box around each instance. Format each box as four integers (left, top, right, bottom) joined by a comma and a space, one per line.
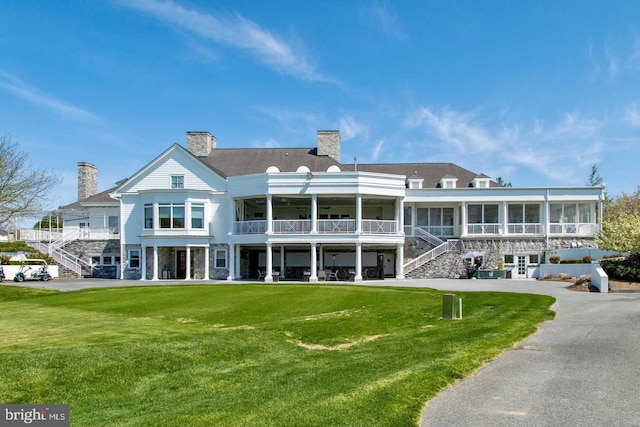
601, 255, 640, 281
543, 273, 553, 280
582, 256, 592, 264
558, 273, 572, 280
549, 256, 560, 264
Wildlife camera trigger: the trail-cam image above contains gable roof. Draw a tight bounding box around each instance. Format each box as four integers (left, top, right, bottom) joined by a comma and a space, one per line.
59, 186, 120, 210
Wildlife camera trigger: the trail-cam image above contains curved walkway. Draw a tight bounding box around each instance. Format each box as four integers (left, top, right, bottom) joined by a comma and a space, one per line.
8, 277, 640, 425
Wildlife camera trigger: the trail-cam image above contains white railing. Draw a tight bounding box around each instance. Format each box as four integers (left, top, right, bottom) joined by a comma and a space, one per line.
234, 220, 267, 234
273, 219, 311, 234
549, 223, 600, 235
507, 223, 543, 235
414, 227, 445, 246
318, 219, 356, 234
404, 239, 460, 274
361, 219, 398, 234
19, 228, 118, 242
18, 229, 64, 241
467, 224, 502, 235
415, 226, 456, 238
26, 242, 90, 277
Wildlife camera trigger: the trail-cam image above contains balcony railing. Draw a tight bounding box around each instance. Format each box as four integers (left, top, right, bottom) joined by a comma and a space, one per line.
273, 219, 311, 234
361, 219, 398, 234
318, 219, 356, 234
507, 223, 543, 235
467, 223, 502, 235
234, 220, 267, 235
549, 223, 601, 235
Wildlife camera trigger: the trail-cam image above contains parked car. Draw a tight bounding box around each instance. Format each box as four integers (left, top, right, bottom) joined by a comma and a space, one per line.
13, 259, 52, 282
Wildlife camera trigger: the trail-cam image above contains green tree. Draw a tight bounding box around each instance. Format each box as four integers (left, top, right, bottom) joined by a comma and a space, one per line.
495, 177, 512, 187
0, 133, 61, 226
587, 164, 603, 186
597, 186, 640, 252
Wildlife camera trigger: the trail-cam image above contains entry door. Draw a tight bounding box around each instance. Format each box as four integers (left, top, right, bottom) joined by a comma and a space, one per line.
79, 222, 89, 239
176, 250, 186, 279
513, 255, 528, 278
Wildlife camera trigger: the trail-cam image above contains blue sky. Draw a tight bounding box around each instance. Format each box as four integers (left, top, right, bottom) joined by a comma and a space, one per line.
1, 0, 639, 214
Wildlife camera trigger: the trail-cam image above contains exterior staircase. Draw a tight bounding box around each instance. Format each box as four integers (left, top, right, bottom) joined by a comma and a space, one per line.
404, 239, 460, 275
26, 241, 91, 278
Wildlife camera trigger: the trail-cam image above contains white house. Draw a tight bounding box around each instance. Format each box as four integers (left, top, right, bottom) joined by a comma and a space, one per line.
44, 130, 604, 281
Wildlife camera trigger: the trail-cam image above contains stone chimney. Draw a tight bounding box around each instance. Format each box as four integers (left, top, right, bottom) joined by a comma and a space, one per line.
186, 131, 216, 157
77, 162, 98, 201
317, 130, 340, 162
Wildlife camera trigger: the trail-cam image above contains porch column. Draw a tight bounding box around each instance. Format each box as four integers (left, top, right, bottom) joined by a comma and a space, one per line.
280, 245, 285, 278
598, 188, 605, 232
544, 189, 550, 237
266, 194, 273, 234
397, 196, 405, 235
396, 243, 405, 280
140, 245, 147, 281
310, 242, 318, 282
502, 201, 508, 236
460, 202, 467, 237
356, 193, 362, 233
119, 243, 125, 280
319, 245, 324, 270
152, 245, 159, 281
311, 194, 318, 234
204, 245, 210, 280
185, 246, 191, 280
355, 242, 363, 282
227, 244, 235, 281
265, 242, 273, 282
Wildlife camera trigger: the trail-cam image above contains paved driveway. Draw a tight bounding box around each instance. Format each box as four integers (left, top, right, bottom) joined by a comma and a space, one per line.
414, 279, 640, 427
7, 277, 640, 425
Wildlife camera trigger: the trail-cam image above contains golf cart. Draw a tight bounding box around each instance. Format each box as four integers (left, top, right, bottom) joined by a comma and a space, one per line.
13, 259, 52, 282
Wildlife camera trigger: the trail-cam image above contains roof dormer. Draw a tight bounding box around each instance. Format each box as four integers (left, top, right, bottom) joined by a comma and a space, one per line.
472, 174, 491, 188
439, 174, 458, 189
407, 171, 424, 189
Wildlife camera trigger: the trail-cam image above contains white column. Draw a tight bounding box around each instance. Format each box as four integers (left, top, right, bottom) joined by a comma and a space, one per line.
152, 245, 159, 281
266, 194, 273, 234
502, 201, 508, 236
460, 202, 467, 237
280, 245, 285, 278
311, 194, 318, 234
319, 245, 324, 270
140, 245, 147, 281
397, 196, 405, 235
396, 243, 405, 280
265, 242, 273, 282
310, 243, 318, 282
356, 193, 362, 233
355, 242, 363, 282
204, 245, 210, 280
185, 246, 191, 280
227, 244, 235, 281
229, 199, 236, 235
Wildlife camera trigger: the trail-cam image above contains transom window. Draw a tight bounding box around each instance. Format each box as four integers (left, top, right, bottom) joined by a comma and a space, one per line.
171, 175, 184, 189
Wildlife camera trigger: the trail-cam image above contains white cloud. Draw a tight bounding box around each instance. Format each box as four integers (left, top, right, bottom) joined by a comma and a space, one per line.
251, 137, 281, 148
404, 106, 605, 185
0, 71, 98, 122
371, 139, 384, 161
339, 116, 367, 140
361, 0, 407, 41
624, 104, 640, 127
122, 0, 324, 81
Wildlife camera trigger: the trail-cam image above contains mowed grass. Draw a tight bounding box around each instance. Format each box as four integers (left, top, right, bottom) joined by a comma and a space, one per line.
0, 284, 554, 426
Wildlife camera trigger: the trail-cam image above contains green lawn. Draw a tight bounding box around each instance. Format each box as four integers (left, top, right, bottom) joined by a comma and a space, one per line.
0, 284, 554, 426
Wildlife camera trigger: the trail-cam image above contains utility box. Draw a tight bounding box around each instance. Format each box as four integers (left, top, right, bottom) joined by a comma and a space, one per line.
442, 294, 456, 319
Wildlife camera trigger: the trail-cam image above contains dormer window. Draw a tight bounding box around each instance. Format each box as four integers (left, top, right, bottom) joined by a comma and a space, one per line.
439, 175, 458, 189
171, 175, 184, 189
473, 178, 490, 188
408, 171, 424, 189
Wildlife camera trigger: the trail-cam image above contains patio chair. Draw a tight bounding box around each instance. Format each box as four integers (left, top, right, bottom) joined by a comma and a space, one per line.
317, 270, 326, 281
257, 269, 266, 280
326, 270, 339, 281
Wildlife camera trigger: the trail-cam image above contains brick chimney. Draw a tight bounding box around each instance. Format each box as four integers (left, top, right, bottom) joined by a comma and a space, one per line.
317, 130, 340, 162
77, 162, 98, 201
186, 131, 216, 157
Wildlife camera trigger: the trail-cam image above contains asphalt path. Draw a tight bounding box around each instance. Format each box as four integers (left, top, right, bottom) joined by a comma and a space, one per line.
5, 277, 639, 426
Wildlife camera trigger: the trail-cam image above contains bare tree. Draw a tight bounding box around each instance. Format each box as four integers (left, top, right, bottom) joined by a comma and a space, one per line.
0, 133, 61, 226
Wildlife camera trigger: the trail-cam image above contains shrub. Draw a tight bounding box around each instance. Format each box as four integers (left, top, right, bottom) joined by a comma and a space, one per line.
582, 256, 592, 264
549, 256, 560, 264
575, 274, 591, 285
558, 273, 572, 280
601, 256, 640, 281
543, 273, 553, 280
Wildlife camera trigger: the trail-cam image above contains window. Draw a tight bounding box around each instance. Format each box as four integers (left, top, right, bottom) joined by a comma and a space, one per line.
529, 254, 539, 264
550, 203, 593, 224
504, 255, 514, 264
108, 215, 119, 233
468, 204, 499, 224
191, 204, 205, 229
171, 175, 184, 189
508, 204, 540, 223
144, 205, 153, 229
158, 204, 185, 229
215, 249, 227, 268
129, 250, 140, 268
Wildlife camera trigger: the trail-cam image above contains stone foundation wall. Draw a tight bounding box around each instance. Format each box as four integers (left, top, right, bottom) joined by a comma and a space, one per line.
61, 239, 120, 278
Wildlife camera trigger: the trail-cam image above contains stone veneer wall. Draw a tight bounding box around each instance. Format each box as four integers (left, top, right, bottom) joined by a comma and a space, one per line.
406, 237, 598, 279
61, 239, 120, 278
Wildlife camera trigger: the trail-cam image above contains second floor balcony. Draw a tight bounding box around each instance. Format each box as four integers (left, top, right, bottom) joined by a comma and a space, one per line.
234, 219, 399, 236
